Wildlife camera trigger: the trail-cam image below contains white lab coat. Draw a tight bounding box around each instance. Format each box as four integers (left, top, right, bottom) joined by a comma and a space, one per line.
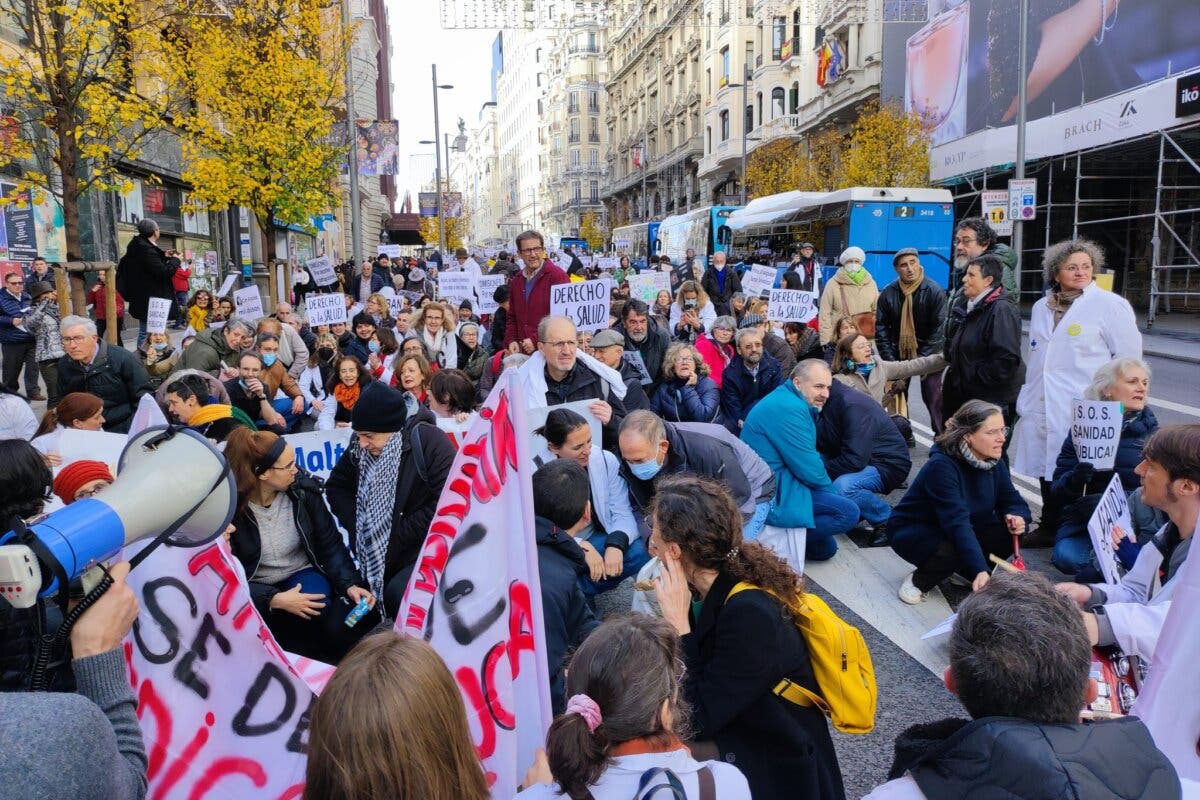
1012, 282, 1141, 481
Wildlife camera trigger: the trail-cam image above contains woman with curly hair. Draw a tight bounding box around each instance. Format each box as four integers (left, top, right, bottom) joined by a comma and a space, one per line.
650, 475, 845, 800
650, 342, 723, 424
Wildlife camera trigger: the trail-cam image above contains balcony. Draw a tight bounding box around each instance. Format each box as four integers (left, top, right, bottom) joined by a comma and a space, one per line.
568, 133, 581, 143
588, 132, 601, 142
568, 43, 601, 55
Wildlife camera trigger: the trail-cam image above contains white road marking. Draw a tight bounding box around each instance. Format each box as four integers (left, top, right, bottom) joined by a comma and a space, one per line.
1147, 396, 1200, 418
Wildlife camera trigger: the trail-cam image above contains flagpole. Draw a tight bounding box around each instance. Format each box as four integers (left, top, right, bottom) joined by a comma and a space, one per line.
640, 132, 647, 223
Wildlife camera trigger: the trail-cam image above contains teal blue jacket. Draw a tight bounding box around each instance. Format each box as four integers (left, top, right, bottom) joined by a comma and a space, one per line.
740, 380, 831, 529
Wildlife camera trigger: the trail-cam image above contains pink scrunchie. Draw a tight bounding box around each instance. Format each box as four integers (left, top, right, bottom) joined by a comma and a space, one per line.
565, 693, 603, 732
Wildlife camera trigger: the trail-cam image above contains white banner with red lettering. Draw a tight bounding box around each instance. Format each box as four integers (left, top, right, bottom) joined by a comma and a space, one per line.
398, 369, 553, 797
124, 538, 332, 799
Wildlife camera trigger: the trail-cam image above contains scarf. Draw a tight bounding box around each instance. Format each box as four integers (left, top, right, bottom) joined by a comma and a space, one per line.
842, 266, 868, 286
855, 360, 875, 378
515, 349, 628, 405
354, 431, 406, 600
333, 382, 361, 409
958, 439, 998, 471
423, 327, 456, 368
1046, 286, 1085, 329
897, 265, 925, 359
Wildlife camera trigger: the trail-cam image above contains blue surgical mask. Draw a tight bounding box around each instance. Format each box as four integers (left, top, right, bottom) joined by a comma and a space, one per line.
262, 353, 277, 367
238, 379, 248, 391
368, 340, 381, 353
628, 457, 662, 481
153, 342, 169, 351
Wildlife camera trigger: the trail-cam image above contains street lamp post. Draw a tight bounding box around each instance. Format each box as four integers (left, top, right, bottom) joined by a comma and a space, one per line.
1011, 0, 1030, 300
429, 64, 454, 258
727, 64, 752, 204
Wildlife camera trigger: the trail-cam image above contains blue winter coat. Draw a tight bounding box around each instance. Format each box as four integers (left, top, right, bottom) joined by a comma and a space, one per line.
889, 445, 1031, 577
0, 289, 34, 344
741, 380, 831, 529
651, 375, 723, 424
720, 352, 783, 433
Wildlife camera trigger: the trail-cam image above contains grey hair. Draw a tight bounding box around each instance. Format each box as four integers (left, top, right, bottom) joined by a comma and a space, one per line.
223, 317, 256, 338
711, 315, 736, 331
791, 358, 830, 382
1042, 238, 1105, 287
1085, 357, 1151, 401
136, 218, 159, 237
60, 315, 97, 336
734, 327, 763, 348
619, 409, 666, 447
951, 572, 1091, 724
458, 321, 479, 336
935, 399, 1004, 457
536, 314, 575, 343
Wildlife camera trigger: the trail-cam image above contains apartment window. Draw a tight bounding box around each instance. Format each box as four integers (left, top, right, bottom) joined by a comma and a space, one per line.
706, 126, 712, 153
536, 47, 543, 63
589, 90, 599, 112
573, 181, 582, 201
569, 91, 579, 113
537, 72, 543, 87
570, 118, 580, 142
745, 104, 754, 134
590, 180, 599, 202
719, 47, 730, 87
792, 10, 801, 43
771, 87, 785, 118
537, 99, 544, 115
757, 92, 763, 125
589, 148, 599, 166
771, 17, 786, 59
719, 110, 729, 141
570, 149, 580, 166
744, 42, 754, 79
706, 68, 711, 97
789, 81, 799, 114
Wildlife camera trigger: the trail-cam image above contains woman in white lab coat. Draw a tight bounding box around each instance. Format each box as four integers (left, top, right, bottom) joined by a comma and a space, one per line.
1012, 238, 1141, 540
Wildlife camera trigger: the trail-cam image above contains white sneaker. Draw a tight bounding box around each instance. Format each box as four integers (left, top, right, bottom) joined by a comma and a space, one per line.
899, 573, 926, 605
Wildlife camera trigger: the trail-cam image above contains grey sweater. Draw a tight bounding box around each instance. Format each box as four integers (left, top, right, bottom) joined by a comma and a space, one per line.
0, 647, 148, 800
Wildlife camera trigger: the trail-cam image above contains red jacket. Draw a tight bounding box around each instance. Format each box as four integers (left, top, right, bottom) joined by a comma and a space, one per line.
504, 260, 569, 348
88, 283, 125, 319
172, 265, 192, 292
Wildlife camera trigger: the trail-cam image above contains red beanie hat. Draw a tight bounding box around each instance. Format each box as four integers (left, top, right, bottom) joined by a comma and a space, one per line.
53, 460, 115, 504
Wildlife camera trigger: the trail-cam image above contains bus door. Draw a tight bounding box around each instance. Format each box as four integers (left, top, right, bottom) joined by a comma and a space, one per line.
883, 202, 954, 287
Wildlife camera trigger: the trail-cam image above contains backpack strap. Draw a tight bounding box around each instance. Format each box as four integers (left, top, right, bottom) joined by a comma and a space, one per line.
727, 583, 821, 712
408, 422, 429, 485
697, 766, 716, 800
635, 767, 688, 800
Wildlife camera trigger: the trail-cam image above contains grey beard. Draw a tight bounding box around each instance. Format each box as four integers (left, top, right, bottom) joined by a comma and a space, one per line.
953, 254, 970, 271
629, 331, 647, 343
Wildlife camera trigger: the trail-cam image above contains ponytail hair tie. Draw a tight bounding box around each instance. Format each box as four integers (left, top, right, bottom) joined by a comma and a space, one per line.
726, 547, 740, 561
565, 694, 602, 732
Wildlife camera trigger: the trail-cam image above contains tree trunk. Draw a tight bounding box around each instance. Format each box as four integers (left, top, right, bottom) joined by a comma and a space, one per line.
258, 214, 277, 308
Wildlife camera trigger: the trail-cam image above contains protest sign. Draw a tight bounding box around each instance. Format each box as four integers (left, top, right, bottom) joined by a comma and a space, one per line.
282, 427, 352, 481
305, 292, 347, 327
921, 613, 958, 640
438, 271, 475, 304
596, 257, 618, 271
1071, 399, 1122, 470
476, 275, 506, 314
550, 279, 609, 333
1132, 517, 1200, 783
377, 244, 401, 259
435, 400, 601, 468
399, 370, 553, 797
627, 271, 671, 303
130, 393, 170, 436
305, 255, 337, 287
145, 297, 172, 334
1087, 473, 1134, 584
55, 427, 127, 474
768, 289, 819, 323
398, 289, 425, 304
125, 539, 315, 799
386, 294, 407, 317
233, 285, 264, 320
741, 264, 778, 298
623, 350, 653, 386
215, 273, 237, 298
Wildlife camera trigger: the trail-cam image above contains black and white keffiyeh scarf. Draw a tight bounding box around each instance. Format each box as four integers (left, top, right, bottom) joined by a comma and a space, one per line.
354, 430, 406, 599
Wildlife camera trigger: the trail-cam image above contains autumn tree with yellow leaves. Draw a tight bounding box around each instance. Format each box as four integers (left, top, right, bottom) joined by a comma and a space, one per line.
169, 0, 351, 297
418, 190, 471, 252
579, 211, 606, 251
0, 0, 179, 308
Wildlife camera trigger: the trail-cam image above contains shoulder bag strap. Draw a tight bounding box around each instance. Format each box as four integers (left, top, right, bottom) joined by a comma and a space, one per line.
697, 766, 716, 800
839, 284, 850, 315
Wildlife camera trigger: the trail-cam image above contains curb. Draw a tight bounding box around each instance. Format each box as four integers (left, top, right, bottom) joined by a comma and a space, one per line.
1144, 347, 1200, 366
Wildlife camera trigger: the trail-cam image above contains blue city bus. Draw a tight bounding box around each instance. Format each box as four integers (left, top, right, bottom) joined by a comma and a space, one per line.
726, 187, 955, 289
610, 221, 661, 268
559, 236, 591, 254
656, 205, 741, 267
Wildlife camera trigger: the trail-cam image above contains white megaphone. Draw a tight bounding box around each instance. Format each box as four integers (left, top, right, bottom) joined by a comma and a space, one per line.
0, 426, 236, 608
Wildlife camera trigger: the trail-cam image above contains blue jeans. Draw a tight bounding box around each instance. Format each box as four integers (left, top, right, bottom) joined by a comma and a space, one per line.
259, 397, 309, 432
256, 568, 376, 663
136, 317, 147, 347
832, 466, 893, 527
1052, 534, 1095, 576
744, 501, 772, 540
808, 489, 860, 561
579, 534, 650, 597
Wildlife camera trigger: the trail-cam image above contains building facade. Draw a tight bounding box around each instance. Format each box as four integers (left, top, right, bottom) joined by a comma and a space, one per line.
464, 102, 503, 250
496, 27, 551, 243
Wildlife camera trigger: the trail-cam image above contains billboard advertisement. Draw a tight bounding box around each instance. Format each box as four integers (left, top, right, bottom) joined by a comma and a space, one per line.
355, 120, 399, 176
906, 0, 1200, 177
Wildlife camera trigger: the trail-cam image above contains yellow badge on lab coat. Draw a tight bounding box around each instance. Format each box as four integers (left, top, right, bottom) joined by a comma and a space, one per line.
1067, 323, 1082, 337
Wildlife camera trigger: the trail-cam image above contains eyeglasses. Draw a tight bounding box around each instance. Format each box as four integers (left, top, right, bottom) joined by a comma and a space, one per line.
7, 279, 24, 285
268, 460, 296, 471
953, 236, 978, 246
981, 426, 1010, 438
517, 246, 544, 255
543, 340, 577, 350
62, 335, 92, 344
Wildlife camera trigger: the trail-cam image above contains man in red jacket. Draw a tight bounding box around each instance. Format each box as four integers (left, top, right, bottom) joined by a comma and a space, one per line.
505, 229, 569, 354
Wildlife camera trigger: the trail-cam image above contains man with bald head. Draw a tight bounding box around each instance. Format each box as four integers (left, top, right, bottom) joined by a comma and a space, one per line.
535, 315, 628, 449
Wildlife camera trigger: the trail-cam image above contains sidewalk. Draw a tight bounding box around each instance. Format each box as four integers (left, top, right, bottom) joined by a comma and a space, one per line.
1021, 310, 1200, 365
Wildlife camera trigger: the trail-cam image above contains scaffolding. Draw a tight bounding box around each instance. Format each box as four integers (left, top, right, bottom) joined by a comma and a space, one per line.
946, 120, 1200, 328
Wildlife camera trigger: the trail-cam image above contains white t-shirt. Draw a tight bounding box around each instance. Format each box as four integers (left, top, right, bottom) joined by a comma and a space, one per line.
514, 749, 750, 800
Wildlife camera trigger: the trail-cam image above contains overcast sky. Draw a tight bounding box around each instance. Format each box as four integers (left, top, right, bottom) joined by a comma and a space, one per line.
385, 1, 499, 204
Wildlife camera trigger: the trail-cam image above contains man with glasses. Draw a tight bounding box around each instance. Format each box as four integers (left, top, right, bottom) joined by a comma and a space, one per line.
0, 270, 42, 399
179, 316, 256, 378
944, 218, 1018, 341
533, 315, 627, 450
505, 230, 569, 355
56, 315, 152, 433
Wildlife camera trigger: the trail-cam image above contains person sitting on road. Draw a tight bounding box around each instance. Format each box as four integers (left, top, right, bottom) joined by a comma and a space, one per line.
52, 459, 114, 504
741, 360, 860, 562
317, 355, 372, 431
224, 427, 377, 664
616, 299, 670, 395
650, 342, 722, 425
719, 327, 783, 434
668, 280, 717, 344
816, 380, 912, 548
831, 332, 945, 444
223, 351, 293, 434
517, 614, 752, 800
739, 313, 796, 375
695, 315, 737, 389
163, 372, 253, 441
31, 391, 105, 466
531, 459, 600, 713
539, 408, 650, 598
889, 400, 1031, 605
588, 328, 651, 412
342, 312, 376, 366
1048, 357, 1159, 576
864, 572, 1179, 800
178, 316, 255, 378
1055, 424, 1200, 663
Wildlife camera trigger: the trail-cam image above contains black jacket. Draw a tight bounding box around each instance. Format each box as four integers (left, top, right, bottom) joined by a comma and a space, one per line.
617, 358, 651, 411
785, 258, 819, 292
682, 571, 845, 800
617, 318, 670, 394
874, 277, 948, 361
116, 233, 176, 320
230, 472, 365, 616
720, 352, 783, 433
326, 406, 456, 587
620, 421, 752, 515
700, 266, 742, 315
942, 287, 1025, 414
489, 306, 508, 353
543, 361, 627, 450
56, 339, 153, 433
534, 516, 599, 714
763, 331, 796, 375
889, 716, 1178, 800
817, 381, 911, 492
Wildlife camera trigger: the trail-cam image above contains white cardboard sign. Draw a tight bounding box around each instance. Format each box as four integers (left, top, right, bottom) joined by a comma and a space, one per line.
305, 292, 348, 327
1070, 399, 1122, 470
741, 264, 778, 298
438, 271, 475, 304
550, 279, 609, 333
476, 275, 506, 315
145, 296, 172, 334
215, 273, 237, 298
305, 255, 337, 286
233, 285, 264, 320
768, 289, 819, 323
1086, 473, 1134, 584
627, 272, 671, 303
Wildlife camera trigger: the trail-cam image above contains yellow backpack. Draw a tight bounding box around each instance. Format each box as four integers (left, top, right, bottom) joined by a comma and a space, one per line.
728, 582, 877, 735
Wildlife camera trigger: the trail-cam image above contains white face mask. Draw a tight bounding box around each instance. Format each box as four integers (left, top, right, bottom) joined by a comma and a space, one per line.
843, 260, 864, 274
